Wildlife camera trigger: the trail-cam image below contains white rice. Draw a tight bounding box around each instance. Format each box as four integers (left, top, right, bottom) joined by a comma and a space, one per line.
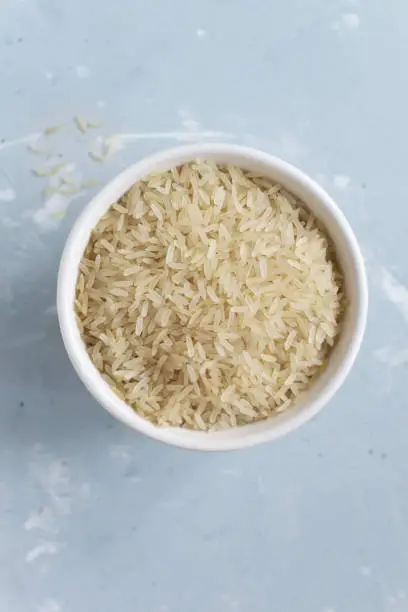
75, 160, 343, 431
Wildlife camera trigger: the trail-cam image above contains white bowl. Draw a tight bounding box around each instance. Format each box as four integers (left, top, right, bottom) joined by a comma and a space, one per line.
57, 144, 368, 451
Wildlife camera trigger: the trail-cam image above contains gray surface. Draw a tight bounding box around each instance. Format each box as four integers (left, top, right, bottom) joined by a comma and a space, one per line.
1, 1, 407, 611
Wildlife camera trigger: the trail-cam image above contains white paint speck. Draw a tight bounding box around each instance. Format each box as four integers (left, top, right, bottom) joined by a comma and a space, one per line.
45, 305, 58, 316
97, 99, 106, 109
37, 598, 62, 612
32, 192, 83, 231
360, 566, 371, 576
25, 541, 62, 563
102, 134, 125, 156
196, 28, 208, 38
380, 267, 408, 323
58, 162, 83, 189
24, 506, 57, 534
42, 460, 73, 515
385, 591, 407, 610
30, 457, 74, 516
332, 12, 360, 32
0, 187, 16, 202
333, 175, 351, 190
373, 347, 408, 367
31, 164, 84, 231
45, 72, 55, 80
323, 608, 335, 612
182, 119, 199, 131
342, 12, 360, 28
75, 65, 90, 79
178, 108, 200, 132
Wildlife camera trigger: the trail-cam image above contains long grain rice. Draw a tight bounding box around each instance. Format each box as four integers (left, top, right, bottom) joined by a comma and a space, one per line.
75, 160, 344, 431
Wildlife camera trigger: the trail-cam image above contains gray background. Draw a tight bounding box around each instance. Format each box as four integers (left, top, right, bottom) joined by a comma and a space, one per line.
1, 1, 407, 611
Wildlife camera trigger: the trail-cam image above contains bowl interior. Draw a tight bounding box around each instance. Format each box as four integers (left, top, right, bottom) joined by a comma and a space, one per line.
58, 144, 367, 450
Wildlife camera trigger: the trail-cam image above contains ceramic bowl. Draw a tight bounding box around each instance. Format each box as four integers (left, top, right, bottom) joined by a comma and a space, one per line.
57, 143, 368, 451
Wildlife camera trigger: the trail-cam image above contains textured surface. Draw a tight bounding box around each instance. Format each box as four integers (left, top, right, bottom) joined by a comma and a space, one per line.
1, 1, 407, 611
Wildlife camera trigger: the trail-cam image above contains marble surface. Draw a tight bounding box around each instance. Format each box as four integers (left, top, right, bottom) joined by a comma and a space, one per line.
1, 1, 408, 611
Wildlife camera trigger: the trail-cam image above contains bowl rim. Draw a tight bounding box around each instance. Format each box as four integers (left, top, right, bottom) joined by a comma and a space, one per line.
57, 143, 368, 451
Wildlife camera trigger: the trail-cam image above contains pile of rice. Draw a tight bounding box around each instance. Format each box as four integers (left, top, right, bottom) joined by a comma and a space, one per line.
75, 160, 343, 431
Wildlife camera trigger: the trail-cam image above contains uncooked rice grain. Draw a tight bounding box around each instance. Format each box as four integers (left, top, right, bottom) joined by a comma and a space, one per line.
75, 160, 344, 431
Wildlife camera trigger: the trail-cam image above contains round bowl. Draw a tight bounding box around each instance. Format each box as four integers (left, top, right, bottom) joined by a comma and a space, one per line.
57, 143, 368, 451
